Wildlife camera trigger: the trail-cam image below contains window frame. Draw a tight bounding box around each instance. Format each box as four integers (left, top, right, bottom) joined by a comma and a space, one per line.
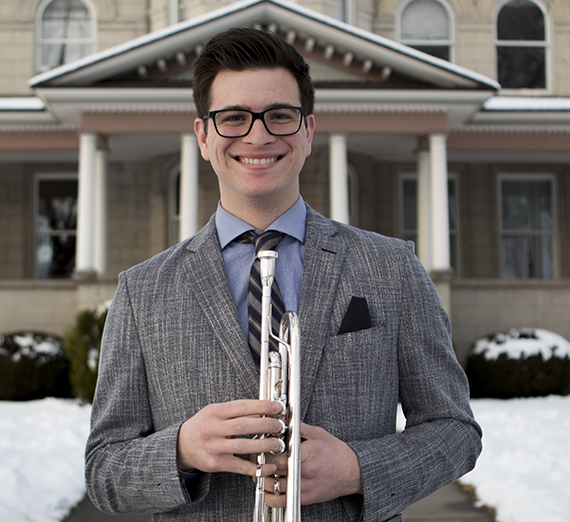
35, 0, 97, 74
493, 0, 551, 94
33, 173, 78, 279
497, 173, 558, 279
395, 0, 456, 63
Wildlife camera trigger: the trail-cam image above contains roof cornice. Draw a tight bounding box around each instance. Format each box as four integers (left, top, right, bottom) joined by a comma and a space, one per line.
28, 0, 499, 91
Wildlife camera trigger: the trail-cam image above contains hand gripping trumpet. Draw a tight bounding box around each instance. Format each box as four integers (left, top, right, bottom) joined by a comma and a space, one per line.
253, 250, 301, 522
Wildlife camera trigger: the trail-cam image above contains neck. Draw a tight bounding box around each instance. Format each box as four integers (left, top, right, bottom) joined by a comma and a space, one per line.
221, 193, 299, 230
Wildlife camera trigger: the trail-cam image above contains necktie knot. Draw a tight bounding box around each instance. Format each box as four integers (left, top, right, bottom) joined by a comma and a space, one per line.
235, 230, 285, 254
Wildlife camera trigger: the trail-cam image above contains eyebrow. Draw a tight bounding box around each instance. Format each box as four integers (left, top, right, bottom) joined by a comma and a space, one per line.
214, 103, 299, 112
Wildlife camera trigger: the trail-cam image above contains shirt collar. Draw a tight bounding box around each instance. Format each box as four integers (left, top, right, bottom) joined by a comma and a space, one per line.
216, 196, 307, 250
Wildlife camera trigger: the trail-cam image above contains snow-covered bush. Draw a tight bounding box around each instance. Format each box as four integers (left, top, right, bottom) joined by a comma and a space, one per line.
64, 303, 109, 402
0, 332, 71, 400
466, 328, 570, 399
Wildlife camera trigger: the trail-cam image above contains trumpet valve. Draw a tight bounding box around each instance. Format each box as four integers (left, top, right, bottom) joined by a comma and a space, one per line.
270, 437, 287, 456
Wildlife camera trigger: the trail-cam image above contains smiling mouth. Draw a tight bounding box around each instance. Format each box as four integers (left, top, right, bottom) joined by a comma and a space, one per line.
238, 156, 280, 165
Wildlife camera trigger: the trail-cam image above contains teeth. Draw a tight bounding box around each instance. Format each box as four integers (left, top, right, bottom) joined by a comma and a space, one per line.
240, 157, 278, 165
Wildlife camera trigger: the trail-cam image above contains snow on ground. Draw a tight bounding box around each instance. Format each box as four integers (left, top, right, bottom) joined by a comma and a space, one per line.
0, 399, 91, 522
1, 396, 569, 522
461, 395, 570, 522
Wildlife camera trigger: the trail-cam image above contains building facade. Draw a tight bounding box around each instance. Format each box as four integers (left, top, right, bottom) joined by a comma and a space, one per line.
1, 0, 569, 363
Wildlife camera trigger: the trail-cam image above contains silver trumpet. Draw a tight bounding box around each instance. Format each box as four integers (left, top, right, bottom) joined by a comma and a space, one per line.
253, 250, 301, 522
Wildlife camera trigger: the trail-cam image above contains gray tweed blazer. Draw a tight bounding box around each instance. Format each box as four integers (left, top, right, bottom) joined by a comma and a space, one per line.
85, 205, 481, 522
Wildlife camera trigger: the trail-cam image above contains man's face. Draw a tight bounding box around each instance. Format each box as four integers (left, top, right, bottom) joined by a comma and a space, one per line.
195, 68, 315, 214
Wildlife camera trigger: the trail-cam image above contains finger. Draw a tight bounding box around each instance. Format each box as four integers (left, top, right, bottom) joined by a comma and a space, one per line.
222, 457, 278, 477
263, 452, 288, 476
263, 490, 287, 509
215, 399, 283, 420
299, 421, 324, 440
222, 416, 284, 438
222, 436, 284, 456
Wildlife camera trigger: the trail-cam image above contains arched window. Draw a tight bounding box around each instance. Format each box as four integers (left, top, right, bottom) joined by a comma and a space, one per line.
397, 0, 453, 61
36, 0, 95, 73
495, 0, 547, 89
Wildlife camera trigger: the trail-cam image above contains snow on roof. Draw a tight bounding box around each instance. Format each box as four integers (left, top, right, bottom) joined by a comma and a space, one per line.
0, 97, 45, 111
472, 328, 570, 361
484, 96, 570, 112
29, 0, 499, 90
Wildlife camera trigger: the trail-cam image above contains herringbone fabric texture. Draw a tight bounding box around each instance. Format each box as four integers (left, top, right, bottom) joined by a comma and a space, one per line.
235, 230, 285, 364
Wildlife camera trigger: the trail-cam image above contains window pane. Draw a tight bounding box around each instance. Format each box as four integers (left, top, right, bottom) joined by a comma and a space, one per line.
501, 235, 553, 279
403, 179, 417, 230
41, 43, 92, 70
37, 179, 77, 279
497, 46, 545, 89
448, 178, 457, 230
38, 179, 77, 231
43, 0, 91, 38
501, 179, 552, 231
411, 45, 450, 61
40, 0, 92, 71
37, 234, 77, 279
497, 0, 544, 41
402, 0, 449, 40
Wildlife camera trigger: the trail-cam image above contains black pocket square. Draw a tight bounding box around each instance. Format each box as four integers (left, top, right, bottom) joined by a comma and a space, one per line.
338, 296, 372, 335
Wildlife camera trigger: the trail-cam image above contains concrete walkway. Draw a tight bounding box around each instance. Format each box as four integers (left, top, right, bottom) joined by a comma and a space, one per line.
64, 482, 494, 522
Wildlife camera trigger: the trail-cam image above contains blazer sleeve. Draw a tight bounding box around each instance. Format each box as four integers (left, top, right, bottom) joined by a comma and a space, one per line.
347, 242, 482, 522
84, 270, 209, 514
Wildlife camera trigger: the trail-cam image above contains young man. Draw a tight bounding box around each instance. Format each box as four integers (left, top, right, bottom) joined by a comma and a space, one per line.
85, 28, 481, 522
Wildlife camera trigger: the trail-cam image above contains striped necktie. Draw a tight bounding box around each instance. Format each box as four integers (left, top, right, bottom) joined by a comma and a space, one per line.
235, 230, 285, 364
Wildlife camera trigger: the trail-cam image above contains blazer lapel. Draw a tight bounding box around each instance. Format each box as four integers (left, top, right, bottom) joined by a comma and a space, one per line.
298, 208, 346, 419
181, 218, 260, 399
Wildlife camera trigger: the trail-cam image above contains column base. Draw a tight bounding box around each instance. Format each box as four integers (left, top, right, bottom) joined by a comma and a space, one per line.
72, 269, 98, 282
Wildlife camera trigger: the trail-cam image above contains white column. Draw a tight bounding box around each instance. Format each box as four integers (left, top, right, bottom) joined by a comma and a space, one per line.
417, 149, 432, 272
75, 132, 98, 277
179, 133, 199, 241
429, 133, 451, 273
329, 133, 350, 224
94, 147, 108, 276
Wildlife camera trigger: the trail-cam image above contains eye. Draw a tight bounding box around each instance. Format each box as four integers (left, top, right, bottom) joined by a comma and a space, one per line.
267, 109, 296, 123
217, 111, 250, 126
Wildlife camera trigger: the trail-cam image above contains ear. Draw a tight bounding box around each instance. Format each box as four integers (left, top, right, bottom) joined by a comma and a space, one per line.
194, 117, 210, 161
304, 113, 316, 158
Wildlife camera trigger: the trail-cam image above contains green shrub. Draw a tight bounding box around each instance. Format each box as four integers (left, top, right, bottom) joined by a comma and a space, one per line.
466, 328, 570, 399
64, 306, 108, 402
0, 332, 71, 400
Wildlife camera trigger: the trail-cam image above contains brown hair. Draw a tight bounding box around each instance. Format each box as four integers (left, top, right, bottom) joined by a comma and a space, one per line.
192, 28, 314, 118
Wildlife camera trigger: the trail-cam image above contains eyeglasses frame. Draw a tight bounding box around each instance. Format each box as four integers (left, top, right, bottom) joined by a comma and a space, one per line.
202, 106, 308, 138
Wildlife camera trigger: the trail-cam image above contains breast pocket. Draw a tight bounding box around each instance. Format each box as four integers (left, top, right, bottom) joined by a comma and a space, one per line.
307, 325, 399, 439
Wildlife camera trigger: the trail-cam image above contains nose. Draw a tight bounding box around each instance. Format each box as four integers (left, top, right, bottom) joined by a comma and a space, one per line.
244, 117, 275, 144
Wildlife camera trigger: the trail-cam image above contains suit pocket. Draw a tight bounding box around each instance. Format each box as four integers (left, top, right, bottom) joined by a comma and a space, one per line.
307, 325, 398, 439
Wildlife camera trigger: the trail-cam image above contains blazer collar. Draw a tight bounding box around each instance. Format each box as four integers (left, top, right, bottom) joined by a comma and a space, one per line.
183, 217, 260, 399
298, 207, 346, 418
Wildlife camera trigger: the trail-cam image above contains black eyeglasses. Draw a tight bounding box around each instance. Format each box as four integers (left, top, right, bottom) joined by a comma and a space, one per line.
202, 106, 307, 138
